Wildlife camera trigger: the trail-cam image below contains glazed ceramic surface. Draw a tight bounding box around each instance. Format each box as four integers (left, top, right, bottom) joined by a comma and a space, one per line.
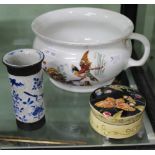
9, 71, 44, 123
89, 85, 145, 139
32, 7, 150, 93
3, 49, 45, 123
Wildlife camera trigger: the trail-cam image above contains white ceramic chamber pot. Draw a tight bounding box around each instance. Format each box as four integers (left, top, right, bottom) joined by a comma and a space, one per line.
32, 7, 150, 93
3, 49, 45, 130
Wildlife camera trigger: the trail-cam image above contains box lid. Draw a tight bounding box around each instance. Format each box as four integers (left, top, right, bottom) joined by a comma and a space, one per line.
90, 85, 146, 125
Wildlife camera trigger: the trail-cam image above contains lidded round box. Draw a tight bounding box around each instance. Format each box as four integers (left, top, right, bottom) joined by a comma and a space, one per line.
89, 85, 146, 139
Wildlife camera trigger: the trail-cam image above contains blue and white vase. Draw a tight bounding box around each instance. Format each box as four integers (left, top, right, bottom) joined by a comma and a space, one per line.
3, 49, 45, 130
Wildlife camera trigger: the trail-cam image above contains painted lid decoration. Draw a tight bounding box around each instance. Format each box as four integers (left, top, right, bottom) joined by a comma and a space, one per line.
90, 85, 146, 120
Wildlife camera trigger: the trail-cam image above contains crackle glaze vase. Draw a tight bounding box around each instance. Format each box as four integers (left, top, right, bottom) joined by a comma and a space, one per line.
32, 7, 150, 93
3, 49, 45, 130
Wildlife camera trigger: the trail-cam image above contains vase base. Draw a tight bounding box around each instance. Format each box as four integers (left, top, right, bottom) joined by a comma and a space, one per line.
16, 115, 46, 130
50, 78, 114, 93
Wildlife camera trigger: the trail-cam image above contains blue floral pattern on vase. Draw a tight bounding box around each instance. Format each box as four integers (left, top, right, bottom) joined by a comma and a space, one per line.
32, 75, 43, 90
31, 104, 44, 120
23, 91, 43, 102
9, 70, 45, 123
18, 115, 28, 122
12, 90, 22, 104
23, 98, 34, 105
9, 78, 24, 87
